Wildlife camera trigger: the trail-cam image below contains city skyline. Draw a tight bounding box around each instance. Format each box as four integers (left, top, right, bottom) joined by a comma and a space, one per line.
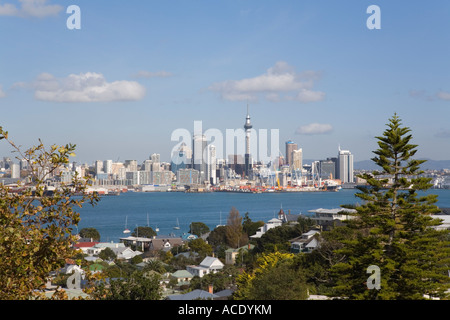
1, 1, 450, 164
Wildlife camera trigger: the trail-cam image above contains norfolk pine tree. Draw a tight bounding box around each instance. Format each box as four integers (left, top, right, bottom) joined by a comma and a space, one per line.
331, 114, 450, 300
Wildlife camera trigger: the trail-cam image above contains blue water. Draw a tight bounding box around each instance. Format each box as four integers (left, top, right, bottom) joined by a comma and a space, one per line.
76, 189, 450, 243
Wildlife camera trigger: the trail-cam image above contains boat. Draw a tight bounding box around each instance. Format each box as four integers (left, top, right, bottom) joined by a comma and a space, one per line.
173, 218, 180, 230
148, 212, 159, 232
123, 216, 130, 234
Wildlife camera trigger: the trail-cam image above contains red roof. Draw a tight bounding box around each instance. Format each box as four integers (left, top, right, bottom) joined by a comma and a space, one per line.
74, 242, 99, 248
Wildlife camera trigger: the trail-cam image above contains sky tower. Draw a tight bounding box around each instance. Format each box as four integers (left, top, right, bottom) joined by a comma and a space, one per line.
244, 104, 252, 178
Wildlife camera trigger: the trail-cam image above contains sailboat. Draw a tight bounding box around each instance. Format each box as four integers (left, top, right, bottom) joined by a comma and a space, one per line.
173, 218, 180, 230
216, 211, 224, 228
123, 216, 130, 234
148, 212, 159, 232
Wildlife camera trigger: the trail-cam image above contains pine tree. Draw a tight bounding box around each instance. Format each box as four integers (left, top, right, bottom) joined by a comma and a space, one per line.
331, 114, 450, 300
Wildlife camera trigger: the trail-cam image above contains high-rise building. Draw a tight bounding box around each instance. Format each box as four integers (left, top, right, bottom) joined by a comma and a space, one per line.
103, 160, 112, 174
207, 144, 217, 185
244, 104, 253, 178
285, 140, 298, 168
292, 148, 303, 170
192, 134, 207, 183
319, 159, 336, 180
337, 147, 354, 183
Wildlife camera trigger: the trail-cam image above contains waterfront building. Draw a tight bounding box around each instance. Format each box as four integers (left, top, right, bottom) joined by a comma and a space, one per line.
177, 168, 200, 186
337, 147, 354, 183
207, 144, 217, 185
319, 159, 336, 180
285, 140, 298, 168
103, 160, 112, 174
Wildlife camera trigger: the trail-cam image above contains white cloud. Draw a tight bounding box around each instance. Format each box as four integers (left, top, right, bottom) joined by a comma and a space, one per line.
0, 0, 62, 18
437, 91, 450, 101
28, 72, 146, 103
0, 85, 6, 98
208, 61, 325, 103
295, 123, 333, 135
132, 70, 173, 79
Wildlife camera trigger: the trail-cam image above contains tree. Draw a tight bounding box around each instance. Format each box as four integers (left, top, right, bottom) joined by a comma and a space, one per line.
226, 207, 247, 248
254, 224, 302, 253
132, 226, 156, 238
0, 127, 98, 300
79, 227, 100, 241
189, 222, 210, 237
188, 238, 213, 258
331, 114, 450, 300
234, 252, 308, 300
98, 247, 116, 261
242, 212, 264, 237
93, 271, 162, 300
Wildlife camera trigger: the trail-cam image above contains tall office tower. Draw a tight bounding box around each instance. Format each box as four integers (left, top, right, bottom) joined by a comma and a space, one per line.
10, 163, 20, 179
292, 148, 303, 170
125, 160, 138, 172
207, 144, 217, 185
151, 153, 160, 163
319, 159, 336, 180
337, 147, 354, 183
95, 160, 104, 175
244, 104, 253, 178
285, 140, 298, 168
103, 160, 112, 174
192, 134, 207, 183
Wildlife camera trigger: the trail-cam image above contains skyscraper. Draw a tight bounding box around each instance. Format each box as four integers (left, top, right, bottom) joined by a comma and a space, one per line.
244, 104, 253, 178
192, 134, 207, 183
292, 148, 303, 170
285, 140, 298, 168
337, 147, 354, 183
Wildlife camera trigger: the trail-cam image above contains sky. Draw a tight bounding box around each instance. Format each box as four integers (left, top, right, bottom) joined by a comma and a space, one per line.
0, 0, 449, 165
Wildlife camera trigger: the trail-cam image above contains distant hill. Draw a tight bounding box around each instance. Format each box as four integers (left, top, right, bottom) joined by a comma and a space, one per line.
303, 159, 450, 171
354, 159, 450, 171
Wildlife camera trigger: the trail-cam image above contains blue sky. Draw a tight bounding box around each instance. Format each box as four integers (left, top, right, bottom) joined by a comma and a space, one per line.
1, 0, 449, 164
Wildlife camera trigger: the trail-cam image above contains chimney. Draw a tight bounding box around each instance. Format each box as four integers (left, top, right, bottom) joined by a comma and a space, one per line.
208, 285, 213, 294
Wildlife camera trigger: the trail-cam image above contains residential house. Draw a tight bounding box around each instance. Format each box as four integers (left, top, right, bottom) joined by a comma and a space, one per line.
73, 241, 99, 254
307, 208, 356, 230
110, 246, 142, 260
225, 244, 255, 265
150, 236, 184, 252
186, 256, 224, 278
171, 270, 194, 285
290, 230, 320, 254
250, 218, 283, 239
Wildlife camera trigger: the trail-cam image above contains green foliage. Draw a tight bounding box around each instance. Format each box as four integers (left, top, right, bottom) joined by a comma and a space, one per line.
234, 252, 308, 300
132, 226, 156, 238
330, 114, 450, 300
98, 247, 116, 261
0, 127, 99, 300
242, 212, 264, 237
189, 222, 210, 237
188, 238, 213, 258
94, 271, 162, 300
79, 228, 100, 241
254, 224, 303, 253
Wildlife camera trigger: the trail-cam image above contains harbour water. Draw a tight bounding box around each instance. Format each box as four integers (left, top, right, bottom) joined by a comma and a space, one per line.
76, 189, 450, 243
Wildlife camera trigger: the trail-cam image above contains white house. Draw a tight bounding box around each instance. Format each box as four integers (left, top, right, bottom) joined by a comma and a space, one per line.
290, 230, 320, 254
307, 208, 357, 225
186, 256, 224, 278
250, 218, 283, 239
